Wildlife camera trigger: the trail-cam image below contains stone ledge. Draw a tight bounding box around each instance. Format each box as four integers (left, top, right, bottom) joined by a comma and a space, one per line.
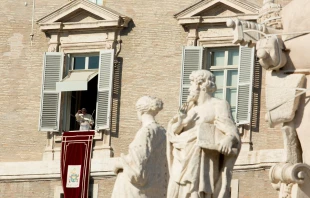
234, 149, 285, 170
0, 158, 117, 181
0, 149, 284, 181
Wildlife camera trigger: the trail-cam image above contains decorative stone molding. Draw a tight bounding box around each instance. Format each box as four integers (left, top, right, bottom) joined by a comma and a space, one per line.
270, 163, 310, 198
0, 150, 283, 181
37, 0, 131, 53
258, 0, 282, 29
226, 18, 266, 47
0, 159, 116, 181
175, 0, 260, 46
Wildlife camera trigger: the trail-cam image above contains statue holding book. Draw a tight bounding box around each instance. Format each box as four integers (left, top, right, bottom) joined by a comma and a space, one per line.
167, 70, 241, 198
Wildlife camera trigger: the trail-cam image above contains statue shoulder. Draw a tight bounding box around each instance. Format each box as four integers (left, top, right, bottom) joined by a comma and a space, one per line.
211, 97, 232, 116
211, 97, 230, 107
144, 122, 166, 134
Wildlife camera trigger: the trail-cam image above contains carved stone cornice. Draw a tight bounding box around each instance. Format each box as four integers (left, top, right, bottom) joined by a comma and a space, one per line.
37, 0, 131, 52
175, 0, 260, 19
175, 0, 260, 46
37, 0, 131, 28
258, 0, 282, 29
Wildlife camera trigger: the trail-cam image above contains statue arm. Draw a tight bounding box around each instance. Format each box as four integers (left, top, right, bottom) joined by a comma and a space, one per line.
169, 110, 197, 135
119, 127, 153, 186
215, 101, 239, 139
214, 100, 241, 155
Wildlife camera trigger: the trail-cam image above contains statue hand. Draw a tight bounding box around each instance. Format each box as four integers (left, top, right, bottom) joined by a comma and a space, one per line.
219, 136, 233, 156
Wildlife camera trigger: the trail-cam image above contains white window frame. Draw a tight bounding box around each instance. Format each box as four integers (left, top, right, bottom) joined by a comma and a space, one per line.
88, 0, 103, 6
61, 53, 100, 132
206, 47, 239, 118
71, 53, 100, 70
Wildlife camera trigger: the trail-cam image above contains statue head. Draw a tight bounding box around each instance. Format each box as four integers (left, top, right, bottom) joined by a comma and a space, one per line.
256, 35, 287, 70
135, 96, 163, 120
187, 70, 216, 102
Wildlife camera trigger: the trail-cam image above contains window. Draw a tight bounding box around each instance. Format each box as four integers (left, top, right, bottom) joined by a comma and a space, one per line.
72, 54, 100, 70
180, 46, 255, 125
39, 50, 114, 132
207, 48, 239, 119
88, 0, 103, 6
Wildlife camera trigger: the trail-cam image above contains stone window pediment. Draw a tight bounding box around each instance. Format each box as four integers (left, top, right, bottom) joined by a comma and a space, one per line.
38, 0, 130, 29
175, 0, 260, 25
37, 0, 131, 52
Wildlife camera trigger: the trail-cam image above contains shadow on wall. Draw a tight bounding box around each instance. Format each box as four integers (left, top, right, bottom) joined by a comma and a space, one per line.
251, 57, 262, 132
121, 20, 136, 36
110, 57, 123, 138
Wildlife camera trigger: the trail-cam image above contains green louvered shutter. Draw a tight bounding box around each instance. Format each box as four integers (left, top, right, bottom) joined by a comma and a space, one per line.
95, 50, 114, 130
236, 46, 255, 125
180, 46, 203, 106
39, 52, 63, 131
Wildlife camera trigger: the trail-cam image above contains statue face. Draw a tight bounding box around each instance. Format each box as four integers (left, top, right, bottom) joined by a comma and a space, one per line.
187, 81, 200, 103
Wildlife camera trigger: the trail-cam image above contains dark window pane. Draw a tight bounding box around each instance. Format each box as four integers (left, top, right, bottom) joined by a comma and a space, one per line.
211, 51, 225, 66
74, 57, 86, 70
228, 49, 239, 65
88, 56, 99, 69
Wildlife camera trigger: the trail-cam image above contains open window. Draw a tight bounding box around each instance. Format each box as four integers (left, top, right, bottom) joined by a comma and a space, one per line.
180, 46, 254, 125
39, 50, 114, 132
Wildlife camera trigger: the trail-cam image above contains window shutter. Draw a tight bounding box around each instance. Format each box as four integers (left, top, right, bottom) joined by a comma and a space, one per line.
95, 50, 114, 130
236, 46, 255, 125
180, 46, 203, 106
39, 52, 63, 131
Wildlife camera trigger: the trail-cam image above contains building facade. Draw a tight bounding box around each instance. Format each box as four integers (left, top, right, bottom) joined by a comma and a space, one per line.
0, 0, 296, 197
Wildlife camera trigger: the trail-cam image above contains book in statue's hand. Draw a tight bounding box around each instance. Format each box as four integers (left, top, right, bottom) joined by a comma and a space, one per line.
196, 123, 237, 156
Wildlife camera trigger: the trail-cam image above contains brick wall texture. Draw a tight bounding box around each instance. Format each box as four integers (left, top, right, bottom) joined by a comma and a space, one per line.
0, 0, 294, 197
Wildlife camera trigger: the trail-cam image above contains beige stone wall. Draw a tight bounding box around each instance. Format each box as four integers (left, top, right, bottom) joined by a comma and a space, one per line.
0, 0, 290, 160
0, 0, 66, 162
95, 177, 116, 198
0, 0, 295, 197
0, 178, 115, 198
233, 169, 278, 198
0, 180, 61, 198
251, 69, 284, 150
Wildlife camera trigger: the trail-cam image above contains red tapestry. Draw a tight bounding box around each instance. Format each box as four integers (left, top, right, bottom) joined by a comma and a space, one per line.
61, 131, 95, 198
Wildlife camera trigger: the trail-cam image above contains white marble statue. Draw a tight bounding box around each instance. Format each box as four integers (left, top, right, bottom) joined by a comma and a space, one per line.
167, 70, 240, 198
111, 96, 167, 198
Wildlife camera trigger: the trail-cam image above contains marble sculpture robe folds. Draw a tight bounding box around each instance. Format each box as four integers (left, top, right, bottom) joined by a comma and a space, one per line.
111, 122, 167, 198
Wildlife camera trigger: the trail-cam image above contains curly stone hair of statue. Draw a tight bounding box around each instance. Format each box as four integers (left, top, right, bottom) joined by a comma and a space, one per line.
189, 70, 217, 93
135, 96, 164, 115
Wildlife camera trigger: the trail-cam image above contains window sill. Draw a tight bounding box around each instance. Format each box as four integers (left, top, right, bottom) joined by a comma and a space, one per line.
54, 130, 103, 142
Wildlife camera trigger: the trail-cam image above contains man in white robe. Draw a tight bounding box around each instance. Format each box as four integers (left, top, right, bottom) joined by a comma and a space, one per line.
75, 108, 94, 131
